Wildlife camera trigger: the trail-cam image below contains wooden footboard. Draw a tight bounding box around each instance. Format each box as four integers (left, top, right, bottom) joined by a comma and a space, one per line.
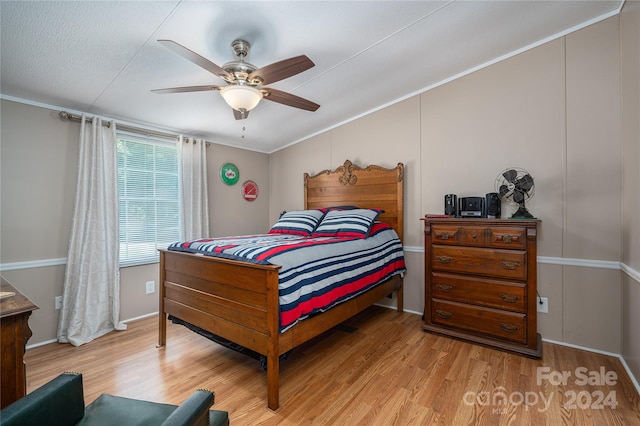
158, 248, 282, 353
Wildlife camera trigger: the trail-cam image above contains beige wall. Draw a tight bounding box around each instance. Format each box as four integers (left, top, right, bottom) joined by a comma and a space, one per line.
620, 0, 640, 383
208, 144, 270, 237
0, 99, 269, 344
271, 15, 637, 364
0, 101, 78, 263
562, 14, 622, 352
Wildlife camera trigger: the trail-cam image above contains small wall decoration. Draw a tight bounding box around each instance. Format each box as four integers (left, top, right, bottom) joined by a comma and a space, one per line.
220, 163, 239, 185
241, 180, 259, 201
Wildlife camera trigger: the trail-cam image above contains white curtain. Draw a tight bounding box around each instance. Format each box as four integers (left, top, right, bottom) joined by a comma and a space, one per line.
58, 115, 126, 346
178, 136, 210, 240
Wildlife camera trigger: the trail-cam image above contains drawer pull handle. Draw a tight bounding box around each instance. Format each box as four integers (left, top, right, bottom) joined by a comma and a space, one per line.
499, 293, 521, 303
502, 235, 513, 243
441, 232, 449, 240
500, 323, 520, 333
436, 310, 453, 319
436, 256, 454, 264
471, 233, 478, 239
435, 284, 453, 292
500, 261, 520, 270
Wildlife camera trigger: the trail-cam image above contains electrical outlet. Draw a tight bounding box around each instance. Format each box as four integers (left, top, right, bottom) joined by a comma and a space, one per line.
537, 297, 548, 313
145, 281, 155, 295
55, 296, 62, 310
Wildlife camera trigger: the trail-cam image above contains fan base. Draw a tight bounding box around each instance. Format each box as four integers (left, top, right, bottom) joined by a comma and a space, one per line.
510, 206, 535, 219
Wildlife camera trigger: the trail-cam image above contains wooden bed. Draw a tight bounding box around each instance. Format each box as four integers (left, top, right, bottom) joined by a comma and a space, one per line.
158, 159, 404, 410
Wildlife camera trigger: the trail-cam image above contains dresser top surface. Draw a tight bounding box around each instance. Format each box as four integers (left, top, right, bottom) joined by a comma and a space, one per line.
422, 217, 539, 225
1, 277, 38, 318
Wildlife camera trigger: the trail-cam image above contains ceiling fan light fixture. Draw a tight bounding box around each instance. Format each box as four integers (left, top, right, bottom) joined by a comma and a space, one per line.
220, 85, 263, 112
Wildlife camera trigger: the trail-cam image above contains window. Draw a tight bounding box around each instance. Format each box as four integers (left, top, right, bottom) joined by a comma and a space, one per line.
117, 135, 179, 266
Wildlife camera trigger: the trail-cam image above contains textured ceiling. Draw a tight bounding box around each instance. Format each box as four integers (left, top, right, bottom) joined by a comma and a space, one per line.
0, 1, 623, 153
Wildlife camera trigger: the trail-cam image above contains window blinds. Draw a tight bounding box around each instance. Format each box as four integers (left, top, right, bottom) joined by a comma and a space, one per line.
117, 136, 179, 266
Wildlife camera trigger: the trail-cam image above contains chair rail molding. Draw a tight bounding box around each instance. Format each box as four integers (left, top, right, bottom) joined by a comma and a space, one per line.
0, 258, 67, 271
1, 252, 639, 285
403, 246, 639, 284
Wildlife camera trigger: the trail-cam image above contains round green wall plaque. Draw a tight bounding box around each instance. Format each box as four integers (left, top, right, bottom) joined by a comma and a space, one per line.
220, 163, 239, 185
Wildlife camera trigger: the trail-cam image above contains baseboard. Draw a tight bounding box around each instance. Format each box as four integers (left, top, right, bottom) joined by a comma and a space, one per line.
122, 311, 158, 323
542, 337, 640, 397
26, 338, 58, 350
26, 312, 160, 350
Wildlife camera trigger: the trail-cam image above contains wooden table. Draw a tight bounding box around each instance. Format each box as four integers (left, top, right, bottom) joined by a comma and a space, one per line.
1, 276, 38, 408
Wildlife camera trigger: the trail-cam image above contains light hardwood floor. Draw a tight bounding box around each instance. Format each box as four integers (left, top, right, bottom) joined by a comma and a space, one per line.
25, 306, 640, 425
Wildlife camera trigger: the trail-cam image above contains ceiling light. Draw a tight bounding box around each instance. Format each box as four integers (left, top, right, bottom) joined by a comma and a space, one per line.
220, 85, 263, 112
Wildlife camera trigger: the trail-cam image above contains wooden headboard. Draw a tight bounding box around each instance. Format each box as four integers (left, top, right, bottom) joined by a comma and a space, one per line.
304, 160, 404, 242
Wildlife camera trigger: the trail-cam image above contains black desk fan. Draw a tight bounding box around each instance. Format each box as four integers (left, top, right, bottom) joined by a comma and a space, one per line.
495, 168, 536, 219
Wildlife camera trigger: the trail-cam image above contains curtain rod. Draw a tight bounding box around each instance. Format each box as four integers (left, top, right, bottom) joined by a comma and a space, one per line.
58, 111, 202, 143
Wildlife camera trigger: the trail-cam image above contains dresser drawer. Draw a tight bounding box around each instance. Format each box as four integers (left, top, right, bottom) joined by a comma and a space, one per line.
461, 226, 486, 246
489, 227, 526, 249
431, 299, 527, 343
432, 225, 462, 245
432, 246, 527, 280
432, 273, 526, 312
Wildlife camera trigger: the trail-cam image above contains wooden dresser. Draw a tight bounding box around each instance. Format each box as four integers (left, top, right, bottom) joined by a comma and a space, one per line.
1, 277, 38, 408
422, 217, 541, 358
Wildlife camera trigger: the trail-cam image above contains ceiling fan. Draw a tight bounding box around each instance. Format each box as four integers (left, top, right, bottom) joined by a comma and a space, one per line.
152, 39, 320, 120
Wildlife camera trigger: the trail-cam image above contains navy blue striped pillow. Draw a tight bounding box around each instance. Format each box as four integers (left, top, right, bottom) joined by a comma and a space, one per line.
312, 208, 383, 239
269, 210, 325, 236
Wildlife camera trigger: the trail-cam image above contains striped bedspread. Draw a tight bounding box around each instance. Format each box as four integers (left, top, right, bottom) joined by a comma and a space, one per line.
168, 222, 406, 332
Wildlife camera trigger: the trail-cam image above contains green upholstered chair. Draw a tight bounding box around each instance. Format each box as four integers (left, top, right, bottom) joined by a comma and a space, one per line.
1, 372, 229, 426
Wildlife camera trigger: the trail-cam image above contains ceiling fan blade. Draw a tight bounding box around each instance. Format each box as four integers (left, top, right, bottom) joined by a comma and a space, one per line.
158, 40, 232, 81
248, 55, 315, 86
261, 87, 320, 111
151, 85, 223, 94
502, 169, 518, 183
233, 109, 249, 120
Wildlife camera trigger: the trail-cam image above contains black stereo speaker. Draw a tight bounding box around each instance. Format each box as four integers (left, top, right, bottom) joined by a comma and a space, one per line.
444, 194, 457, 216
486, 192, 501, 218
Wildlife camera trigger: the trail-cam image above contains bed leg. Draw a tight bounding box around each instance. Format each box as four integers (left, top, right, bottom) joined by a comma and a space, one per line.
397, 282, 404, 313
157, 252, 167, 348
267, 354, 279, 411
157, 312, 166, 348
